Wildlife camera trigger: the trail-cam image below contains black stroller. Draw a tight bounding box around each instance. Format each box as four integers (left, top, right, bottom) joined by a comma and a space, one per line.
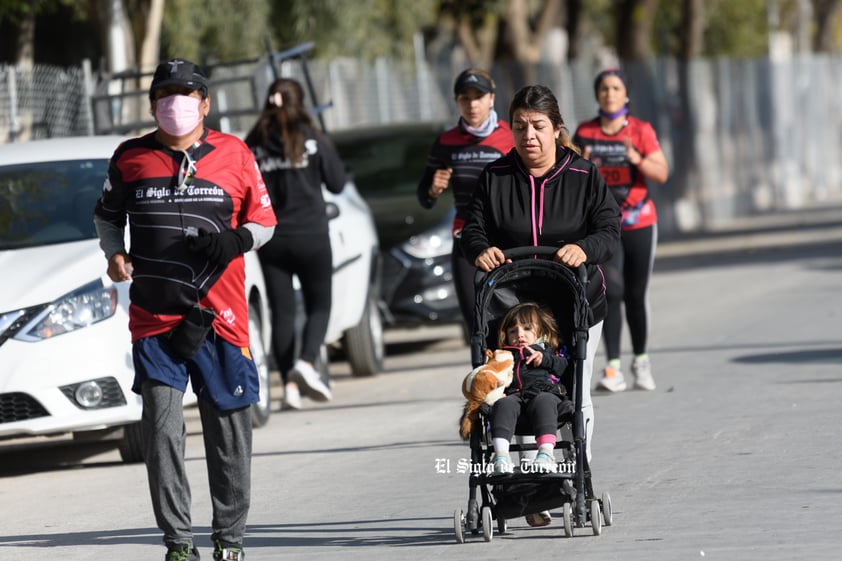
453, 247, 613, 542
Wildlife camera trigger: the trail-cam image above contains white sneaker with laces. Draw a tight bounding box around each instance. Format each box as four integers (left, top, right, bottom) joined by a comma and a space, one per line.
281, 383, 302, 410
596, 365, 627, 392
632, 356, 656, 390
290, 359, 333, 402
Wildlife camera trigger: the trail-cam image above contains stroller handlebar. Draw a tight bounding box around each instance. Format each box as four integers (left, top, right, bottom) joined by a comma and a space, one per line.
500, 246, 589, 285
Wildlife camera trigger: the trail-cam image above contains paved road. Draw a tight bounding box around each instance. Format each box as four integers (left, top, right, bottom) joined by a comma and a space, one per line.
2, 222, 841, 561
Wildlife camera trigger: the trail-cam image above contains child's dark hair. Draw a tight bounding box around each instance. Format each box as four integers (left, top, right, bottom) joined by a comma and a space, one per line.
497, 302, 559, 350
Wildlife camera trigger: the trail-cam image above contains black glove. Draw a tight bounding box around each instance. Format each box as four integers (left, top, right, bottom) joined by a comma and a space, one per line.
186, 227, 253, 266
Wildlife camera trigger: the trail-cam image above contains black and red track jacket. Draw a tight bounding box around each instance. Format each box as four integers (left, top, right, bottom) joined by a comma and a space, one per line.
417, 120, 513, 235
94, 129, 277, 347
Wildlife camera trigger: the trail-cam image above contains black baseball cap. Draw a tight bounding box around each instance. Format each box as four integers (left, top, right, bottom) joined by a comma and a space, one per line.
453, 69, 494, 96
149, 58, 209, 98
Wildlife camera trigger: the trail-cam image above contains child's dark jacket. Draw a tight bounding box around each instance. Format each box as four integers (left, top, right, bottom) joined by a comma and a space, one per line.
502, 343, 569, 399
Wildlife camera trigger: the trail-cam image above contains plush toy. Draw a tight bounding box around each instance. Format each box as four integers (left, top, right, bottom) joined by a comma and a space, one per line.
459, 349, 514, 440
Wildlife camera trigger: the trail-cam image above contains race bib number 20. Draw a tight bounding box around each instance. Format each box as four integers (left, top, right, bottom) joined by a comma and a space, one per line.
598, 165, 632, 186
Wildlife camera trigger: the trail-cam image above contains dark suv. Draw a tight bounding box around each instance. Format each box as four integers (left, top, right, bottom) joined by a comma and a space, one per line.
331, 122, 463, 326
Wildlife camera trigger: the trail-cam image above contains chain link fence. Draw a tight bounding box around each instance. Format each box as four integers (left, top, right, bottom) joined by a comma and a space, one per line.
2, 53, 841, 237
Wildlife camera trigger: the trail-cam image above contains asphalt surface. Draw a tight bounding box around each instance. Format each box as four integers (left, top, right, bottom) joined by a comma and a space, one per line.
1, 201, 841, 561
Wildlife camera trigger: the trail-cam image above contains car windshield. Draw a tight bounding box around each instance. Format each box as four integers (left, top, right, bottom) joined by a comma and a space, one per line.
336, 132, 432, 198
0, 159, 107, 250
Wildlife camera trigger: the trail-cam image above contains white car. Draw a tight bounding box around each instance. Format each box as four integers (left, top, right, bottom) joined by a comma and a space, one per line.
0, 135, 382, 462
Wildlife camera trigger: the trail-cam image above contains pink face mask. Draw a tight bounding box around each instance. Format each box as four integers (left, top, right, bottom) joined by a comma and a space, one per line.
155, 94, 202, 136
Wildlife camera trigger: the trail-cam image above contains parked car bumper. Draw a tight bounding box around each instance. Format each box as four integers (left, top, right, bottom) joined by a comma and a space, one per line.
379, 220, 461, 326
0, 297, 142, 438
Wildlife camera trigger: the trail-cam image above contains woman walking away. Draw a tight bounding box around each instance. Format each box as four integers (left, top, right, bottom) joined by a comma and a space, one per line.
245, 78, 347, 409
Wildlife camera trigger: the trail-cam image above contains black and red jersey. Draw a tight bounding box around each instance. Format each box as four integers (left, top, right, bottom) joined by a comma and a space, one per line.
94, 129, 276, 346
573, 116, 661, 230
417, 120, 514, 233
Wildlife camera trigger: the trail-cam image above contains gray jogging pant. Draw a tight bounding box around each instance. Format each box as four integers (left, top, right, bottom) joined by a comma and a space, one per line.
141, 381, 252, 548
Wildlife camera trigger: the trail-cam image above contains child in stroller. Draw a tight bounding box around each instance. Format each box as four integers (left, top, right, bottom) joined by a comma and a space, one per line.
453, 247, 612, 543
489, 302, 573, 477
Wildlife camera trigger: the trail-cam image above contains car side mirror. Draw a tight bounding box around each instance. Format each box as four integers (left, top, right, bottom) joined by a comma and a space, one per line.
325, 201, 340, 220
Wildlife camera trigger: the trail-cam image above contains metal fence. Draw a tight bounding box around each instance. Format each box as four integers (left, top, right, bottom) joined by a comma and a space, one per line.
2, 53, 841, 238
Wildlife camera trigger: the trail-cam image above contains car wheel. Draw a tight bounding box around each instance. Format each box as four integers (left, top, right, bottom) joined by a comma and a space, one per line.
342, 290, 384, 377
249, 303, 271, 428
118, 421, 144, 463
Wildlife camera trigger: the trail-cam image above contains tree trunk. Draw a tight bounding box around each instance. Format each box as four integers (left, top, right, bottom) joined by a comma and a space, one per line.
813, 0, 842, 52
674, 0, 704, 223
15, 2, 36, 69
616, 0, 658, 60
679, 0, 704, 58
139, 0, 164, 74
566, 0, 583, 59
99, 0, 136, 73
499, 0, 563, 84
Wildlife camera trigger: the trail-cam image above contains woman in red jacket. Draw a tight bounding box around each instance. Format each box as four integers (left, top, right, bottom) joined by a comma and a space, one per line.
461, 84, 621, 466
573, 69, 669, 393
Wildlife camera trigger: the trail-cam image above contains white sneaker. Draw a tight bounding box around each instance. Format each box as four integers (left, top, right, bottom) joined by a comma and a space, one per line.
289, 359, 332, 402
281, 383, 302, 410
491, 454, 514, 476
532, 452, 557, 473
632, 356, 656, 390
596, 365, 627, 392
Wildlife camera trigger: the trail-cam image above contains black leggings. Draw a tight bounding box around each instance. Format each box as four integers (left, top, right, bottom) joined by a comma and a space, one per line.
491, 392, 567, 441
602, 224, 657, 360
258, 231, 332, 383
451, 246, 478, 333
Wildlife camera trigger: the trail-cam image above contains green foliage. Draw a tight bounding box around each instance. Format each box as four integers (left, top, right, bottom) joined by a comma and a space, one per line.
160, 0, 272, 63
268, 0, 438, 61
0, 0, 83, 24
703, 0, 771, 57
580, 0, 619, 50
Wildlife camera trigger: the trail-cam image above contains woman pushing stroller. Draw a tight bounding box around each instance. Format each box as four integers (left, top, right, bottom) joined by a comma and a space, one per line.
489, 303, 573, 476
460, 84, 621, 463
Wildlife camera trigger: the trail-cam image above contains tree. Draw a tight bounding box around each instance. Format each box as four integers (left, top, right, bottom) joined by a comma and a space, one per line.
813, 0, 842, 52
161, 0, 270, 65
0, 0, 89, 66
434, 0, 579, 69
616, 0, 659, 60
268, 0, 438, 61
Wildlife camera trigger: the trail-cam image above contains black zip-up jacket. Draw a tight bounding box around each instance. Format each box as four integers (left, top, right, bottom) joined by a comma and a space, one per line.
460, 146, 621, 325
246, 124, 345, 236
503, 343, 569, 396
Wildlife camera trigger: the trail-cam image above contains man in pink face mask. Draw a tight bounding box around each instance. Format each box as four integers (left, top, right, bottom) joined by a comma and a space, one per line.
150, 58, 211, 141
94, 58, 276, 561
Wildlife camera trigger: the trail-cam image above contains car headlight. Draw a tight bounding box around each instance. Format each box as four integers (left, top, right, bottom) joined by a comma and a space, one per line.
16, 279, 118, 341
400, 222, 453, 259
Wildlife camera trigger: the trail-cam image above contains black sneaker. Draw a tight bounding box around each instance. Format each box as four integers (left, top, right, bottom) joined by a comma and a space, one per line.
213, 539, 244, 561
165, 543, 200, 561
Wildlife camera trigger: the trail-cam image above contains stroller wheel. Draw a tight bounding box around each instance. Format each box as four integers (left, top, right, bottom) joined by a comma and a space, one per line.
453, 509, 465, 544
481, 506, 494, 542
562, 503, 574, 538
590, 499, 602, 536
601, 491, 613, 526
